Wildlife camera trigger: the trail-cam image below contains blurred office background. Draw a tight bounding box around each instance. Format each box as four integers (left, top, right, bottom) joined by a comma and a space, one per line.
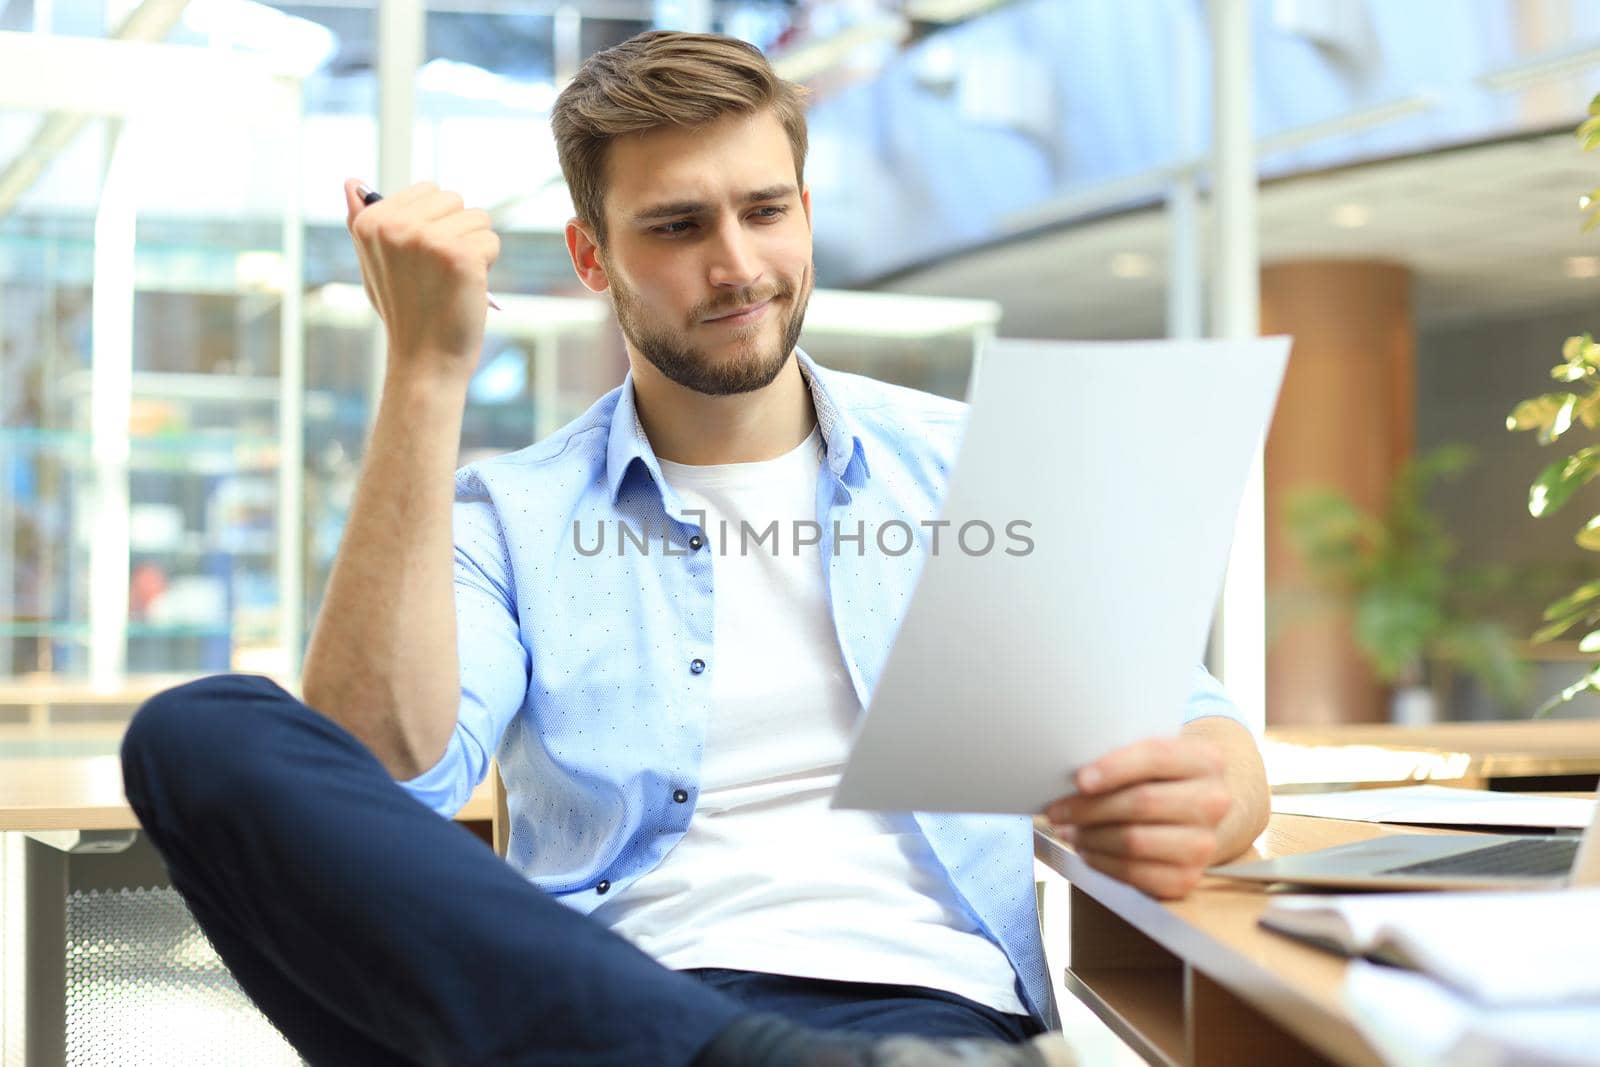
4, 0, 1600, 733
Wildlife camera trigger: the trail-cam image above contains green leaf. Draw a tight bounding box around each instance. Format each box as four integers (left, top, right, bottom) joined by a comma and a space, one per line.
1584, 208, 1600, 234
1436, 621, 1528, 704
1589, 93, 1600, 118
1585, 128, 1600, 153
1534, 665, 1600, 718
1528, 446, 1600, 518
1577, 391, 1600, 430
1354, 591, 1439, 679
1507, 393, 1580, 442
1580, 516, 1600, 552
1555, 392, 1579, 438
1542, 578, 1600, 620
1534, 614, 1586, 643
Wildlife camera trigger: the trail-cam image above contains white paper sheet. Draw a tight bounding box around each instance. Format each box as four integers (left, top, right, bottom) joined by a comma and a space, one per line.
1271, 784, 1598, 830
1345, 960, 1600, 1067
832, 336, 1291, 814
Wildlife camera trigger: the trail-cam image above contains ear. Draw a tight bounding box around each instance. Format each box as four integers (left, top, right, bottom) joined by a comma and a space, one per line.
565, 218, 610, 294
800, 184, 812, 230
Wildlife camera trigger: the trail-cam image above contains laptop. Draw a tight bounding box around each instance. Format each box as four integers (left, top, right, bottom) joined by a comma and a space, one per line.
1208, 788, 1600, 890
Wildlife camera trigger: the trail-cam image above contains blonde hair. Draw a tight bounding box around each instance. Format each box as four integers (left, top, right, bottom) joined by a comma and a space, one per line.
552, 31, 809, 244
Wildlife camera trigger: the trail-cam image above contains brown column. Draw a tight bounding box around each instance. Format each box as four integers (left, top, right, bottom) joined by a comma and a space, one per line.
1262, 261, 1414, 726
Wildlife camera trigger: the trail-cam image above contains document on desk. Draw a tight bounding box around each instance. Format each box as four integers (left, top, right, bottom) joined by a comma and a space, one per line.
1343, 960, 1600, 1067
1262, 889, 1600, 1005
832, 336, 1291, 814
1271, 784, 1598, 829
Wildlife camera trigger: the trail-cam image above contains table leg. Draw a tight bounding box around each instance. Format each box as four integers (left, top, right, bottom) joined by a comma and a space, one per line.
2, 830, 299, 1067
3, 832, 69, 1067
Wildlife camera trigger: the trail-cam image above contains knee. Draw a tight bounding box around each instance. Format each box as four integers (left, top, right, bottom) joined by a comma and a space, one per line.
122, 674, 299, 809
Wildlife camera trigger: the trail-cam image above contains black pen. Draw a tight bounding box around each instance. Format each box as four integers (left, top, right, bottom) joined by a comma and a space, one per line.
355, 182, 502, 310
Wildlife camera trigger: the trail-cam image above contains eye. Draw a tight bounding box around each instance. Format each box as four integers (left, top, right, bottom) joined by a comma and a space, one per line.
751, 206, 787, 222
652, 220, 696, 237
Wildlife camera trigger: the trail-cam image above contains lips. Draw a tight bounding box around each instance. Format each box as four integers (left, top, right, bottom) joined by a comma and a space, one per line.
703, 297, 774, 325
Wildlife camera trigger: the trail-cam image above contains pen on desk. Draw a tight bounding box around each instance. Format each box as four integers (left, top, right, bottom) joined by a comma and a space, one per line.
354, 182, 502, 310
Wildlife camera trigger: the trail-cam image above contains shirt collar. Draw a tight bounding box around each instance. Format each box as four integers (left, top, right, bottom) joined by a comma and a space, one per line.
604, 348, 869, 506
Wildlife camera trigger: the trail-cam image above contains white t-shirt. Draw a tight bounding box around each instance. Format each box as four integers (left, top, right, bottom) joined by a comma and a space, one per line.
593, 427, 1026, 1015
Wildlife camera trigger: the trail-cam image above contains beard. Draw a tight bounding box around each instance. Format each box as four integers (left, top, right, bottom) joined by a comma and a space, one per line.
607, 265, 812, 397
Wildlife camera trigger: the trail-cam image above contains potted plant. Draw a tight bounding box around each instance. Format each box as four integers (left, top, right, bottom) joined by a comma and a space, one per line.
1505, 91, 1600, 717
1276, 444, 1526, 724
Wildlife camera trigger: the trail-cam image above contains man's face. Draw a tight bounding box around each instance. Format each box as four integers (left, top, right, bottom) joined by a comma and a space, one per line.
584, 110, 814, 396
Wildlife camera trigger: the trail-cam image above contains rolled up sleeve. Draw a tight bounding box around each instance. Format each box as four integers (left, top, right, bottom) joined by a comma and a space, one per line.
400, 473, 529, 816
1180, 664, 1256, 736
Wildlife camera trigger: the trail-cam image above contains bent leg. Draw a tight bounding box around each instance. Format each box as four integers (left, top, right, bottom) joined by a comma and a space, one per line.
121, 674, 743, 1067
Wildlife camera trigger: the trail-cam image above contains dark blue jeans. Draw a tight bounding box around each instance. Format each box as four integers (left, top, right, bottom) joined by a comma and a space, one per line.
120, 674, 1036, 1067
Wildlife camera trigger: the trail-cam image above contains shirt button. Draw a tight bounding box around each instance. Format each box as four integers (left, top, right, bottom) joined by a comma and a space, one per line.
596, 880, 611, 895
673, 789, 689, 804
689, 534, 703, 550
690, 658, 706, 674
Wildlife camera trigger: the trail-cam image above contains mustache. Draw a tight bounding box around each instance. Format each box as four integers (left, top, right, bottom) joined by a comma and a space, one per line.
692, 283, 794, 322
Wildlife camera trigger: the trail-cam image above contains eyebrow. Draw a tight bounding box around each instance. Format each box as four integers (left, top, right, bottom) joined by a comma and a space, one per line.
631, 184, 798, 224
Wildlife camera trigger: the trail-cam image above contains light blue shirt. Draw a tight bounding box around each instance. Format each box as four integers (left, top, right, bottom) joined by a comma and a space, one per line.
403, 349, 1246, 1022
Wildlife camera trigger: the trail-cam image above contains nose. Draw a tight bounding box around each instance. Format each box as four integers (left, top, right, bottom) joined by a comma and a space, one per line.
705, 217, 763, 290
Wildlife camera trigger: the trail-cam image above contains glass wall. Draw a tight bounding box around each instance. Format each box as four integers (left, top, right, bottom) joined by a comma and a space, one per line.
1, 31, 304, 692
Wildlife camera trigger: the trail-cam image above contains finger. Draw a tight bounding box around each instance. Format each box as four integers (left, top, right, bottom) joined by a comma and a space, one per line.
459, 229, 501, 268
380, 180, 440, 208
1076, 851, 1206, 900
406, 189, 466, 224
343, 178, 370, 232
1077, 735, 1224, 795
1050, 778, 1231, 828
1073, 823, 1217, 867
433, 207, 495, 238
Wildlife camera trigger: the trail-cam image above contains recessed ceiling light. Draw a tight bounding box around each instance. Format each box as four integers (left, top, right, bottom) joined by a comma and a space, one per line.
1332, 204, 1371, 228
1566, 256, 1600, 279
1110, 253, 1152, 279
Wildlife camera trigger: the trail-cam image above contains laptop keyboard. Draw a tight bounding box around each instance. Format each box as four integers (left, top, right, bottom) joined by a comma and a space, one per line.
1382, 837, 1579, 879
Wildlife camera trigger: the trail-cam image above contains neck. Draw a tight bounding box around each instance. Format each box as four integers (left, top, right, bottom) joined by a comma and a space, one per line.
629, 351, 816, 466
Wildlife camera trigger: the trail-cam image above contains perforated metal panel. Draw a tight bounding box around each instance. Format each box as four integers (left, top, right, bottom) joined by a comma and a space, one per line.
63, 886, 302, 1066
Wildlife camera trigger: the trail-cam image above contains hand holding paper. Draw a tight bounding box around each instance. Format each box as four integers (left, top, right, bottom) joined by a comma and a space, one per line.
1044, 734, 1232, 899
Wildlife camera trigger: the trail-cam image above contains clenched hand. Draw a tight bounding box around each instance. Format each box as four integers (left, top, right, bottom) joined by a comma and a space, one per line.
343, 178, 501, 388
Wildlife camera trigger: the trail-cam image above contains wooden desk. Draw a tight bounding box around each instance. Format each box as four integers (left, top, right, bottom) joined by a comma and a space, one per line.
1263, 719, 1600, 790
0, 754, 497, 833
0, 756, 498, 1066
1035, 814, 1474, 1067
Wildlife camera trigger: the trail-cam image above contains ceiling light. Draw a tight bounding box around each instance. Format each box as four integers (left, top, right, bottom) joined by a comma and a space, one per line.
1110, 253, 1152, 279
1332, 203, 1370, 228
1566, 256, 1600, 280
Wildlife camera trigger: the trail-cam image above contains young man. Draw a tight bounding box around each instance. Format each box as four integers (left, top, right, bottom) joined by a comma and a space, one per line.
122, 30, 1268, 1067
